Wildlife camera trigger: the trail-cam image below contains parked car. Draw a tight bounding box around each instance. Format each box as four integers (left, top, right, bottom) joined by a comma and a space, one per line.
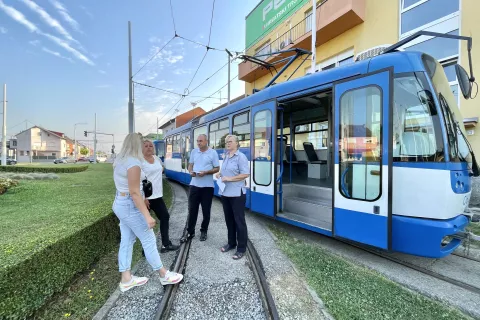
77, 157, 89, 162
0, 157, 16, 165
53, 157, 77, 164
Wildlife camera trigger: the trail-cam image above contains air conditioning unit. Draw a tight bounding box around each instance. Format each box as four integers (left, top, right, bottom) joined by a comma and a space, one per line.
355, 44, 402, 62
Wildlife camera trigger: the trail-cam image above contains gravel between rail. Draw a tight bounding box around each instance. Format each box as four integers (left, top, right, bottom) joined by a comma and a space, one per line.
99, 181, 327, 319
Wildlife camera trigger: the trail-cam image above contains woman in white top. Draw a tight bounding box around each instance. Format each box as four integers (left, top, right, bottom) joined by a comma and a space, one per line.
112, 133, 182, 292
142, 139, 179, 252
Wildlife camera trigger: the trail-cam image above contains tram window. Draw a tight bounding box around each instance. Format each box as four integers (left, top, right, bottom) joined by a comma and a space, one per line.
339, 86, 382, 201
233, 112, 250, 148
294, 122, 328, 150
393, 73, 443, 161
254, 110, 272, 186
277, 127, 290, 144
172, 135, 181, 153
193, 126, 207, 142
209, 118, 229, 149
166, 138, 173, 153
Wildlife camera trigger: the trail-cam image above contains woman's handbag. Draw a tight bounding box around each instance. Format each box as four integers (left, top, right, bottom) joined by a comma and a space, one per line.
142, 176, 153, 198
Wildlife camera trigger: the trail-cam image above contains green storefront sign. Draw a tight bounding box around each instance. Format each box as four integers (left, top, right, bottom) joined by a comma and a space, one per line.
246, 0, 310, 49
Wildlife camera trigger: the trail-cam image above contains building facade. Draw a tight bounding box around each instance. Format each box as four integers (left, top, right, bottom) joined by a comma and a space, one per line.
239, 0, 480, 154
15, 126, 68, 162
159, 107, 207, 134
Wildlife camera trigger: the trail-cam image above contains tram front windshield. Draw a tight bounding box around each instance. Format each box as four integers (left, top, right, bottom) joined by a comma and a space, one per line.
423, 55, 472, 163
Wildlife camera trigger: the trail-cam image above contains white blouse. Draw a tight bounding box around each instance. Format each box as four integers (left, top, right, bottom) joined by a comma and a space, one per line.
142, 155, 163, 199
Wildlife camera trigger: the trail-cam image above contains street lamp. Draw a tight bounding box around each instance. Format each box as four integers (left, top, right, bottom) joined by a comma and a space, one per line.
74, 122, 87, 160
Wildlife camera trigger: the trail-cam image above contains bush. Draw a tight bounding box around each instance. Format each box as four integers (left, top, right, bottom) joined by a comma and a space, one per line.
0, 172, 59, 180
0, 213, 120, 320
0, 177, 19, 195
0, 165, 88, 174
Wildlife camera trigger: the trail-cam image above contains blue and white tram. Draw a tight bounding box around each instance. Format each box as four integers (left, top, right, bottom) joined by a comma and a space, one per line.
153, 139, 165, 162
164, 33, 479, 258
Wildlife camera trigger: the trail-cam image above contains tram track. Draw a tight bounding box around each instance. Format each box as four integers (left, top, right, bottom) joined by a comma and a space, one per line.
336, 238, 480, 296
452, 252, 480, 263
154, 183, 279, 320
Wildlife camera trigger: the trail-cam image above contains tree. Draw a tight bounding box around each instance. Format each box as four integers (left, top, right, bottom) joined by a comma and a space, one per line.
80, 147, 89, 156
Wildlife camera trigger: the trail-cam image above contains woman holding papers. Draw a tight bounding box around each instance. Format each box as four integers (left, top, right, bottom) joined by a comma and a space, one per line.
215, 135, 250, 260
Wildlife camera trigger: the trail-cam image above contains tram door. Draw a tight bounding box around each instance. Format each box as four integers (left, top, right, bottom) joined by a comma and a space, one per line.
181, 131, 191, 185
250, 100, 277, 217
333, 70, 392, 250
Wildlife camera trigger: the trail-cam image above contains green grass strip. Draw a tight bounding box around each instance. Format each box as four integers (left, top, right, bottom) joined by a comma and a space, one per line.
270, 226, 471, 320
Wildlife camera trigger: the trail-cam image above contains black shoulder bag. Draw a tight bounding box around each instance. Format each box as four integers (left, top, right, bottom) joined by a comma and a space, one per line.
142, 175, 153, 198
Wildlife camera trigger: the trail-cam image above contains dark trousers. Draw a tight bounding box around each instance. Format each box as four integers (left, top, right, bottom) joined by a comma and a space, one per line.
149, 197, 171, 246
187, 186, 214, 234
221, 193, 247, 253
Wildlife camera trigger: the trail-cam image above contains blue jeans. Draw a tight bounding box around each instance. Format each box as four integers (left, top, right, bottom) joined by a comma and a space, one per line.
112, 192, 163, 272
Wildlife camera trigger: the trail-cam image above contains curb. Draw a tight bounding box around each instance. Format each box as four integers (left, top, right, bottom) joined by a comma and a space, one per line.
262, 222, 335, 320
93, 181, 176, 320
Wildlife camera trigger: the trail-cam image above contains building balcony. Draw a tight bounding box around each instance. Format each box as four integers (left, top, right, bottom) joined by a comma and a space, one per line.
239, 0, 366, 83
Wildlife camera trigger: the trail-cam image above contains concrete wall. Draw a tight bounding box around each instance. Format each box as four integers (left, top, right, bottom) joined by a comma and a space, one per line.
459, 0, 480, 156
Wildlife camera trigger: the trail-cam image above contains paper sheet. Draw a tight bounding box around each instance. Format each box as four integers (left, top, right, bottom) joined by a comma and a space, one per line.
214, 175, 226, 193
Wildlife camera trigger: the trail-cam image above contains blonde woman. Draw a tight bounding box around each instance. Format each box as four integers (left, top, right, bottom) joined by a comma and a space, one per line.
112, 133, 183, 292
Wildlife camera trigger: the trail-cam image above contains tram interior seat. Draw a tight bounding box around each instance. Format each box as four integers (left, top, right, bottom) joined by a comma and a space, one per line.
284, 144, 307, 175
303, 142, 327, 179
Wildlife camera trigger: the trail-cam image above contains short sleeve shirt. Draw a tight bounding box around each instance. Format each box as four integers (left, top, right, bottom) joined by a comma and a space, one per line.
189, 148, 220, 188
219, 150, 250, 197
113, 157, 144, 192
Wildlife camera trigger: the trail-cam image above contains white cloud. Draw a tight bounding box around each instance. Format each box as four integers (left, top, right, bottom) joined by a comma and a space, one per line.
19, 0, 80, 46
29, 39, 41, 46
79, 5, 93, 19
0, 26, 7, 34
99, 70, 106, 74
43, 33, 94, 65
149, 36, 162, 44
0, 1, 93, 65
0, 0, 39, 33
49, 0, 82, 33
173, 68, 191, 75
42, 46, 74, 63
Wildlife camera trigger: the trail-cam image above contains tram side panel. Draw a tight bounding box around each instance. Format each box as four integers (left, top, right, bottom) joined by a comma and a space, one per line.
391, 163, 470, 258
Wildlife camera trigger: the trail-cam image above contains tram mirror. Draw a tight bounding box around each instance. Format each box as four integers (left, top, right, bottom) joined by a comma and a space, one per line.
455, 64, 472, 99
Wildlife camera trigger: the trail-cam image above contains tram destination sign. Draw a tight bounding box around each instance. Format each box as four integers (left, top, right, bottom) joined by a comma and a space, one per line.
246, 0, 309, 49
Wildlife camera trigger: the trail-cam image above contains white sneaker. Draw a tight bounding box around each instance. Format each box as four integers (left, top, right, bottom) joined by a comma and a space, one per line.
159, 270, 183, 285
119, 275, 149, 292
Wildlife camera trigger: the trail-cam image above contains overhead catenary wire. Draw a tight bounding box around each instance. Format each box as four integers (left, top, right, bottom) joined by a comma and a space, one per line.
132, 36, 176, 78
139, 0, 245, 133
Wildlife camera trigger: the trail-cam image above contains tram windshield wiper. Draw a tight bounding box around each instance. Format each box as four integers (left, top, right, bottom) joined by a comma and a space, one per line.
439, 94, 480, 176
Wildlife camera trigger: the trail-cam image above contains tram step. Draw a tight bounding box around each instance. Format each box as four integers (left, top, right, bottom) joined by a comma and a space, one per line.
283, 196, 332, 220
283, 184, 331, 202
277, 211, 332, 231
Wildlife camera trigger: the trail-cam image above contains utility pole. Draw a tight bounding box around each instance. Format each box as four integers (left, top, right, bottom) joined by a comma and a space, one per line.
156, 117, 159, 140
1, 84, 6, 166
311, 0, 317, 74
128, 21, 134, 133
73, 122, 87, 160
225, 49, 233, 105
93, 113, 97, 164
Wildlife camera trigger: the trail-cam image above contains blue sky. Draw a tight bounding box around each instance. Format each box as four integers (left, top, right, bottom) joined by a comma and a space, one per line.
0, 0, 258, 152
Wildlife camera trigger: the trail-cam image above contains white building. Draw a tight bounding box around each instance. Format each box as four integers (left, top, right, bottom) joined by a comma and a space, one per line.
15, 126, 67, 162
